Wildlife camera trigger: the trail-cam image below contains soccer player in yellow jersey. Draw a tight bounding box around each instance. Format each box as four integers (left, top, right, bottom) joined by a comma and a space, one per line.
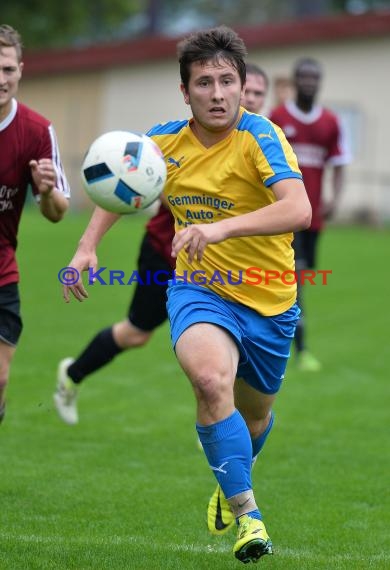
63, 26, 311, 564
147, 27, 311, 563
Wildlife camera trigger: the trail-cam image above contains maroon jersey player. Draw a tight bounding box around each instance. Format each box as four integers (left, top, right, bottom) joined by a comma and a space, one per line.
0, 24, 70, 423
270, 58, 350, 371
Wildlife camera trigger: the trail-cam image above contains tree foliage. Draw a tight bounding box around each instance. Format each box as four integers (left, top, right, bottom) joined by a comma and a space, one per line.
1, 0, 144, 50
2, 0, 390, 51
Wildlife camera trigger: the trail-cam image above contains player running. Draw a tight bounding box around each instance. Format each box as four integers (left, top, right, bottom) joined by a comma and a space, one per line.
0, 24, 69, 424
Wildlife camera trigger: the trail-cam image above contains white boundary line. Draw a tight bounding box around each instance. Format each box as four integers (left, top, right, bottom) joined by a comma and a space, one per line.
1, 533, 389, 562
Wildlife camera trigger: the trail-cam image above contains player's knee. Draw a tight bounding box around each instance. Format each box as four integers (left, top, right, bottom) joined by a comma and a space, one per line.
124, 330, 151, 348
193, 367, 231, 403
113, 321, 152, 348
245, 411, 272, 439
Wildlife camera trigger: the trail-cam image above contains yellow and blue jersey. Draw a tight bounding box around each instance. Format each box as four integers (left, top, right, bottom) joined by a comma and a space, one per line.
147, 107, 302, 316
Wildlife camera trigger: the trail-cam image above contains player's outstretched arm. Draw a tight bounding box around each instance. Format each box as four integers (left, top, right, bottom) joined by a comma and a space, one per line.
63, 206, 120, 303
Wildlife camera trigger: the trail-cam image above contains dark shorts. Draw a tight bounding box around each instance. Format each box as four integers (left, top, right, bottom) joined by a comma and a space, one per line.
293, 230, 320, 269
127, 234, 172, 331
0, 283, 23, 347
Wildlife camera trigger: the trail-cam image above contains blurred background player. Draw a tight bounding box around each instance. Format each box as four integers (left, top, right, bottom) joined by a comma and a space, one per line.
54, 60, 270, 426
0, 24, 70, 424
270, 57, 350, 371
241, 62, 268, 114
54, 202, 174, 425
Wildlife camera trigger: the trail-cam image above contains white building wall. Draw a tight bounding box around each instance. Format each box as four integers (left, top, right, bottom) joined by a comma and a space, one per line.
20, 35, 390, 220
101, 61, 190, 133
247, 36, 390, 222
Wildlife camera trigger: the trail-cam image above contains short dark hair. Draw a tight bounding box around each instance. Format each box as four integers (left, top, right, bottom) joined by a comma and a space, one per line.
245, 62, 269, 89
177, 25, 247, 90
0, 24, 23, 61
293, 57, 322, 78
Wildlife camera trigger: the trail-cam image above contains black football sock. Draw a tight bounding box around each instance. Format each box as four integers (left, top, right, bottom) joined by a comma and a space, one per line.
294, 318, 305, 353
295, 278, 305, 353
0, 400, 5, 423
67, 327, 123, 384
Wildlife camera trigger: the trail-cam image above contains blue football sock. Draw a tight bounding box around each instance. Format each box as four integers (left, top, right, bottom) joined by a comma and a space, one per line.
197, 409, 253, 500
237, 509, 262, 523
252, 410, 274, 460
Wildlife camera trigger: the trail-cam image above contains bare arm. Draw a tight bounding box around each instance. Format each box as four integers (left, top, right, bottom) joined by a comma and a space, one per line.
215, 178, 311, 238
322, 165, 345, 220
30, 159, 69, 221
63, 206, 120, 302
172, 178, 311, 263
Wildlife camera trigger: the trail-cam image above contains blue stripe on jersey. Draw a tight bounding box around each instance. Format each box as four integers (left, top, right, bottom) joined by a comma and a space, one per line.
237, 111, 302, 187
237, 111, 272, 137
266, 170, 302, 186
146, 120, 188, 137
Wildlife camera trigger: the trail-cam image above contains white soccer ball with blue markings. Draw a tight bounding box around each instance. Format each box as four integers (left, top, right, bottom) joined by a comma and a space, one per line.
81, 130, 166, 214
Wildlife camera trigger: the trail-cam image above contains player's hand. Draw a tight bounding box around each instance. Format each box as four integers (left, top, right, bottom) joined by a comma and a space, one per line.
171, 223, 225, 263
321, 199, 336, 221
29, 159, 57, 195
62, 250, 98, 303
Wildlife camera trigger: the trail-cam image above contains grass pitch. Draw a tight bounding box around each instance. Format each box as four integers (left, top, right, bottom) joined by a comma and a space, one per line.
0, 209, 388, 569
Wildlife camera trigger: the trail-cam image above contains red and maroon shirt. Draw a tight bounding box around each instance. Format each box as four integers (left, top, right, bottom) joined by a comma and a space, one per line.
0, 99, 70, 286
269, 101, 350, 231
146, 202, 175, 268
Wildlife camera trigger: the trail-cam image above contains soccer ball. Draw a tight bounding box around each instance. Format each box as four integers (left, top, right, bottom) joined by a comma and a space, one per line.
81, 130, 167, 214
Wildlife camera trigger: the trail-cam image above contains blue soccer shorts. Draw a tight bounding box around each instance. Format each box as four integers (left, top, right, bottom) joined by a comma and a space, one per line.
167, 282, 300, 395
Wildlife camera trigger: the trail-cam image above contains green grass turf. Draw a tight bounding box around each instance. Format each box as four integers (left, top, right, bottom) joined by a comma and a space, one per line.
0, 209, 389, 569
